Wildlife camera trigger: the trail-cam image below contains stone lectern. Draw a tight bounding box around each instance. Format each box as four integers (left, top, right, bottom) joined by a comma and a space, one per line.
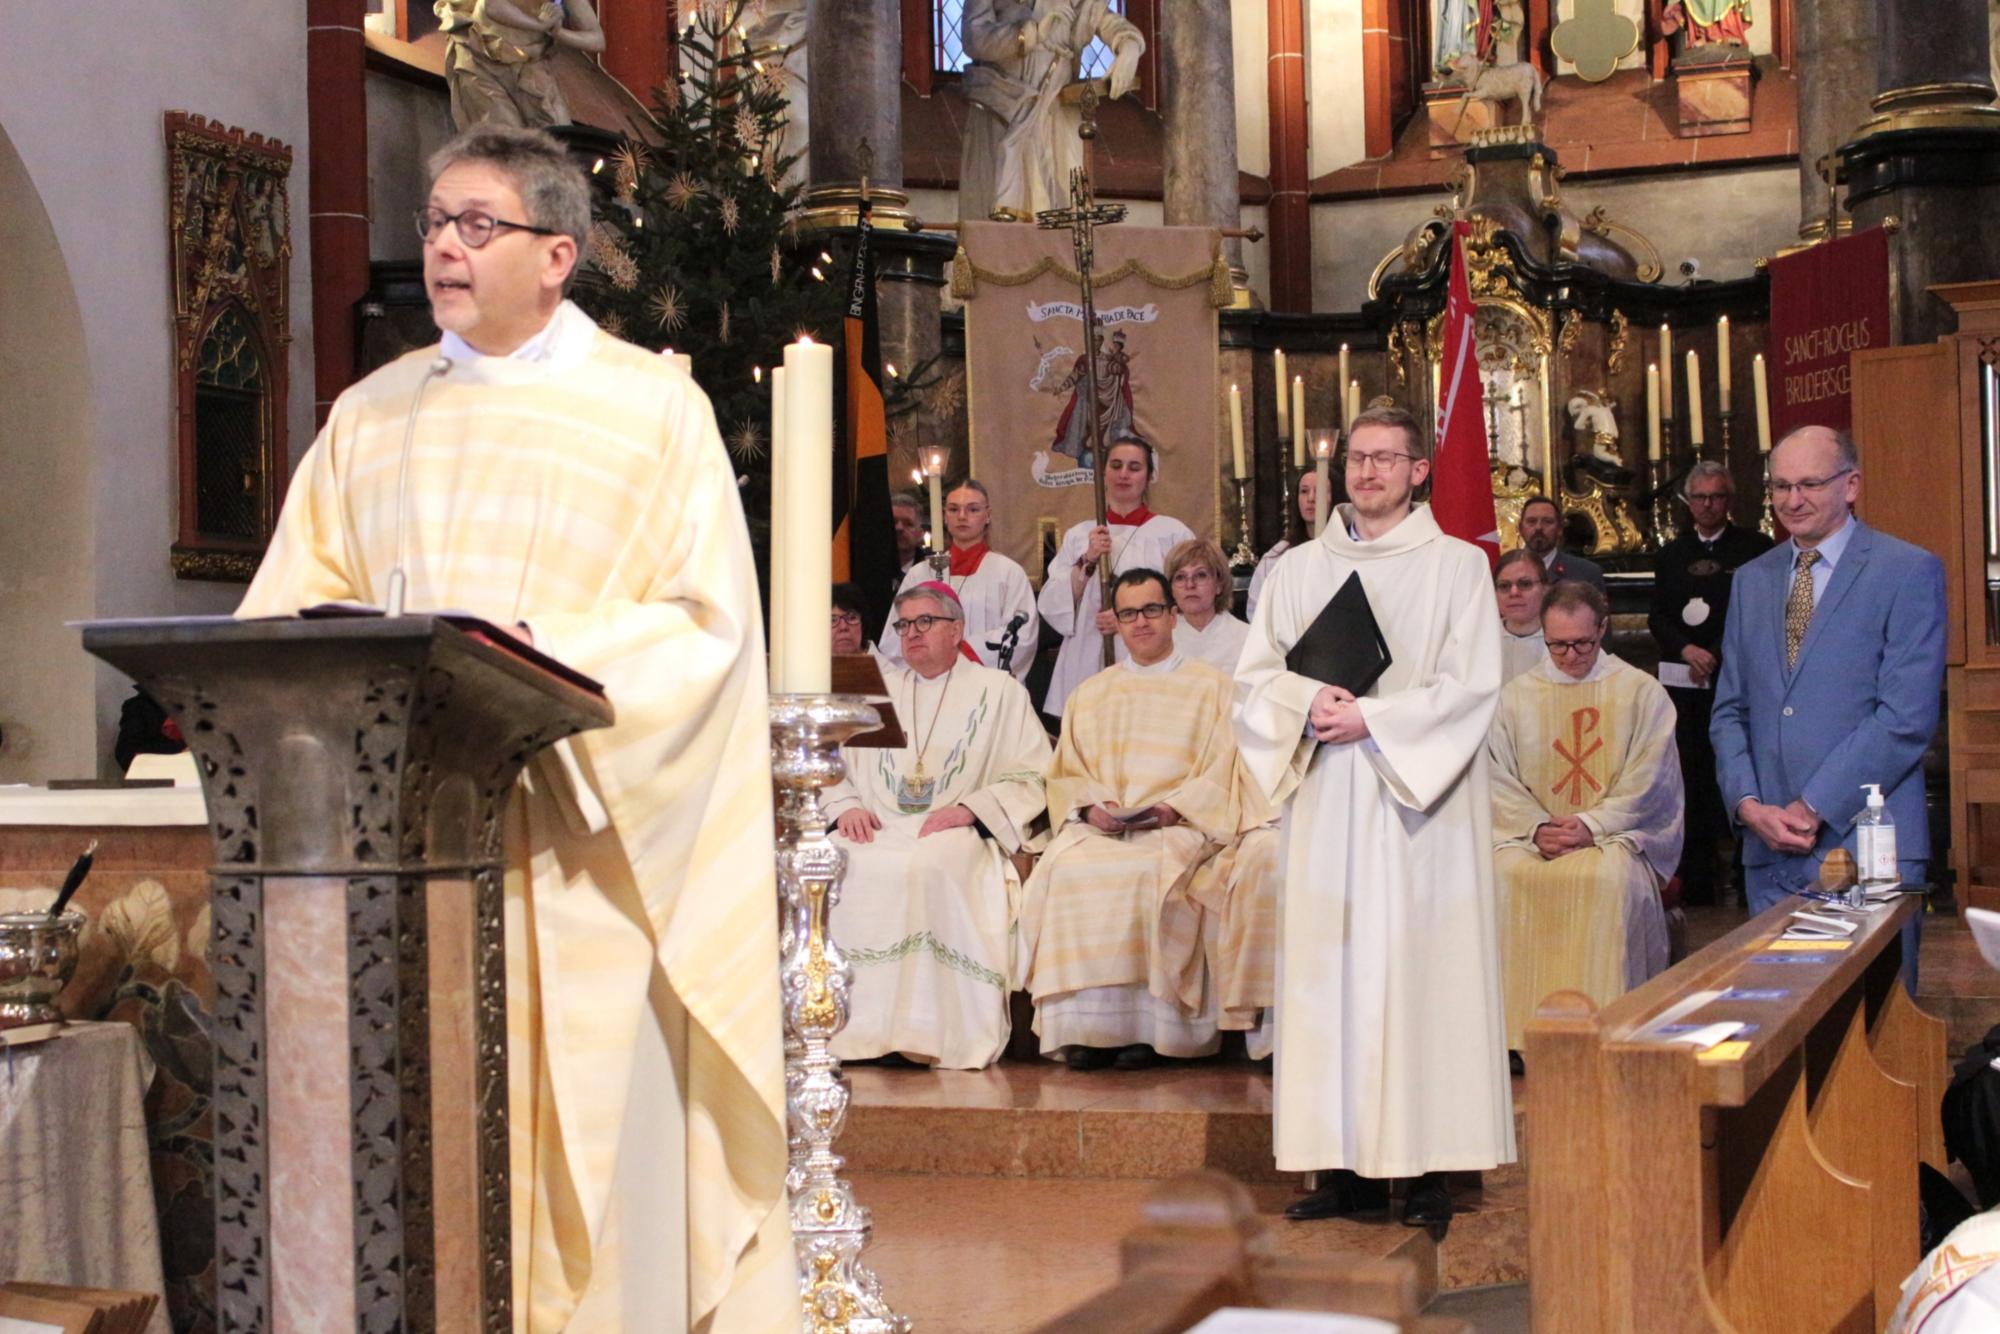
82, 615, 614, 1334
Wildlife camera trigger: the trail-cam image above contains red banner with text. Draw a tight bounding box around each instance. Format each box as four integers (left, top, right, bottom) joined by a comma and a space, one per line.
1766, 227, 1891, 440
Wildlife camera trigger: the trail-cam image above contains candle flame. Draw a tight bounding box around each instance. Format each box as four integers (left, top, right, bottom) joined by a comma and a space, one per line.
752, 365, 763, 383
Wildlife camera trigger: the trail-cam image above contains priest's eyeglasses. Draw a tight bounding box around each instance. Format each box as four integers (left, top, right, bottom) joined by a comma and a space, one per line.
1113, 602, 1172, 624
1769, 468, 1853, 499
1546, 635, 1602, 655
1343, 449, 1417, 472
892, 613, 958, 635
414, 206, 561, 248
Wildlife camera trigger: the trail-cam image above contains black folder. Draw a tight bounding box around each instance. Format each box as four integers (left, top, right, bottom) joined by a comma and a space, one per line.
1284, 572, 1393, 698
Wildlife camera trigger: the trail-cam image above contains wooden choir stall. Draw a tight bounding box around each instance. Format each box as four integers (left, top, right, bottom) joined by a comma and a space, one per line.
1528, 895, 1946, 1332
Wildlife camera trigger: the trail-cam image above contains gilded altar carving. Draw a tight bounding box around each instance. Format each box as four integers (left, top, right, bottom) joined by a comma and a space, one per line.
1606, 309, 1631, 377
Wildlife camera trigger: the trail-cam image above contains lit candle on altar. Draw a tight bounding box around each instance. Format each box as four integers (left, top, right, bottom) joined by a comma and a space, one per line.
1228, 384, 1247, 480
1338, 345, 1352, 424
1752, 354, 1772, 454
773, 336, 833, 693
1347, 379, 1362, 426
1646, 363, 1661, 462
1685, 349, 1705, 448
1659, 324, 1674, 410
923, 446, 947, 548
1716, 316, 1732, 412
1312, 432, 1335, 539
1291, 375, 1307, 458
1274, 350, 1290, 437
768, 366, 788, 675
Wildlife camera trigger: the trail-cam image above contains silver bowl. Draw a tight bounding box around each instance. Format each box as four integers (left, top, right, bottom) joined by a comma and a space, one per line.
0, 910, 85, 1029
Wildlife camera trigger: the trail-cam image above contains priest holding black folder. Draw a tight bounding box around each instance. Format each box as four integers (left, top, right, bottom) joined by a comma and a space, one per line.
1233, 404, 1515, 1229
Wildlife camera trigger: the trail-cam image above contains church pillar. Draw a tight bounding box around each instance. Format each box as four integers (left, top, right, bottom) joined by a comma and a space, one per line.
1160, 0, 1246, 294
306, 0, 370, 425
1265, 0, 1313, 313
1839, 0, 2000, 344
803, 0, 910, 227
1791, 0, 1874, 240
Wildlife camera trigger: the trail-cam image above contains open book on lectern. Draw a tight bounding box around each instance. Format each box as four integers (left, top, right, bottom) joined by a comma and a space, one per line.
286, 602, 608, 698
1284, 571, 1393, 699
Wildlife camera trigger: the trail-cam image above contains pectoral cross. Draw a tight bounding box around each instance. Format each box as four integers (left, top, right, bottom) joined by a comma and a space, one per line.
1037, 86, 1128, 667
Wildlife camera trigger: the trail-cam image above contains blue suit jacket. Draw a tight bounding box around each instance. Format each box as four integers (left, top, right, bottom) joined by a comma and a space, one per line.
1709, 519, 1944, 871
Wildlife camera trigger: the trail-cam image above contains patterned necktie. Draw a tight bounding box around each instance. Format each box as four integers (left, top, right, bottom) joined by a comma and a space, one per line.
1786, 549, 1820, 669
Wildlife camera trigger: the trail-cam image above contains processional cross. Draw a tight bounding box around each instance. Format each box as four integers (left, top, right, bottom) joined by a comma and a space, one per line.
1037, 86, 1129, 667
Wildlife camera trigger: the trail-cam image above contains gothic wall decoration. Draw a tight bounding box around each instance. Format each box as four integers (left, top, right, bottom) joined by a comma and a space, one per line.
167, 112, 293, 583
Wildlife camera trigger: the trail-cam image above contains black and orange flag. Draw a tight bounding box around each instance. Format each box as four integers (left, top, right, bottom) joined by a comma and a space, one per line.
833, 197, 900, 636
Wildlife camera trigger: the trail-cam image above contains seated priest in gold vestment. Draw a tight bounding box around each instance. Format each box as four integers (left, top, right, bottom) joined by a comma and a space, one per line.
1488, 581, 1681, 1052
828, 582, 1053, 1069
1016, 568, 1273, 1071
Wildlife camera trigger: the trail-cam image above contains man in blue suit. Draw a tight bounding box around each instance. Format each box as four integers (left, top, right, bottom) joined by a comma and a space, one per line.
1710, 425, 1944, 988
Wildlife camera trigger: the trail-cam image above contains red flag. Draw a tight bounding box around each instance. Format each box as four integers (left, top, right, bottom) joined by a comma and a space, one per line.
1432, 221, 1500, 561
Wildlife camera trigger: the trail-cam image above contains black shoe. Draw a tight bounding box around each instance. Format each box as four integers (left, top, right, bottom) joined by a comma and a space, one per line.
1113, 1043, 1157, 1070
1064, 1044, 1116, 1071
1401, 1173, 1453, 1228
1283, 1170, 1391, 1221
1508, 1050, 1525, 1078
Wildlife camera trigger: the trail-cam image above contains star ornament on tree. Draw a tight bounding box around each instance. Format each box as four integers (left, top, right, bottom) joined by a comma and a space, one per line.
1551, 0, 1640, 82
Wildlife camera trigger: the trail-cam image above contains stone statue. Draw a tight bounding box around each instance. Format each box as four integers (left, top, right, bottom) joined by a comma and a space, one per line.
958, 0, 1145, 223
744, 0, 810, 189
1444, 51, 1544, 128
436, 0, 605, 131
1567, 390, 1632, 484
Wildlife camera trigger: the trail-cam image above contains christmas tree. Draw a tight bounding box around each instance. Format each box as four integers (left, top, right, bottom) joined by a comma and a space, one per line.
576, 0, 844, 541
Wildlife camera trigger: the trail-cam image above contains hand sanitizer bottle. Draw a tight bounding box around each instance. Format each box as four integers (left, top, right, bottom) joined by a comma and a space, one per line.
1855, 784, 1897, 903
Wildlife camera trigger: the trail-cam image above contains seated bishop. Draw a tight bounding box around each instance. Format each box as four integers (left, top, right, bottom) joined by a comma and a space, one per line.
828, 582, 1053, 1069
1488, 581, 1681, 1052
1016, 567, 1272, 1071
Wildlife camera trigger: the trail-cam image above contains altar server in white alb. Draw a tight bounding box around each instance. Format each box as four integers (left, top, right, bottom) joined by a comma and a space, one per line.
1234, 405, 1514, 1229
829, 582, 1052, 1069
236, 126, 792, 1332
1246, 468, 1319, 621
1168, 538, 1250, 672
1038, 436, 1195, 716
883, 478, 1040, 683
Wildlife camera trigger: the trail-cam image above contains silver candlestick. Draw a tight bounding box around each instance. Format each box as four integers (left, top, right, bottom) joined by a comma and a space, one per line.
1759, 454, 1777, 539
926, 550, 949, 581
770, 694, 909, 1334
1231, 476, 1257, 569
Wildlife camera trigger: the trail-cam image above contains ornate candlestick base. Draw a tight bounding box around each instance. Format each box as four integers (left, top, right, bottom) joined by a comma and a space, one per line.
770, 695, 910, 1334
1651, 458, 1678, 550
1231, 477, 1257, 569
1759, 456, 1777, 539
926, 550, 948, 582
1717, 411, 1734, 464
1278, 465, 1296, 546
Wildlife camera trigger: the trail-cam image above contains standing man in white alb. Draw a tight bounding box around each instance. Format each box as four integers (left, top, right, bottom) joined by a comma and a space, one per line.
1038, 436, 1195, 718
883, 478, 1040, 684
1234, 405, 1514, 1229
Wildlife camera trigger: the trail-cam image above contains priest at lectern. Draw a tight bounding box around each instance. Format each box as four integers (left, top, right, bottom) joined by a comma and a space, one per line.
235, 126, 794, 1332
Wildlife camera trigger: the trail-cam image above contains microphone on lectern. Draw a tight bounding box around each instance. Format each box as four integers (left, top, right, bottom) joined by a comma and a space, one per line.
385, 355, 453, 617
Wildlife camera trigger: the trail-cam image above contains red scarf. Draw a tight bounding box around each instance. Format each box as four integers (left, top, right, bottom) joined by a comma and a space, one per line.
958, 642, 981, 664
948, 543, 989, 577
1107, 506, 1155, 527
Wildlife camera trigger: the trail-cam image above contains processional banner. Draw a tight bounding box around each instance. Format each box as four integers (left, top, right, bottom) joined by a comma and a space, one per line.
956, 221, 1230, 579
1767, 227, 1891, 440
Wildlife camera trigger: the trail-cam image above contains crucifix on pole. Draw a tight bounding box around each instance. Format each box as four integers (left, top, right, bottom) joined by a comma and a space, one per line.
1037, 86, 1128, 668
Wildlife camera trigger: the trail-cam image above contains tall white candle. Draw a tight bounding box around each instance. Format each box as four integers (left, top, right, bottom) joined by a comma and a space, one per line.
1228, 384, 1247, 480
924, 448, 946, 549
1338, 344, 1352, 425
1312, 433, 1334, 539
1291, 376, 1307, 460
1685, 349, 1705, 448
768, 366, 788, 676
1753, 354, 1772, 454
1274, 349, 1290, 438
1347, 379, 1362, 427
775, 338, 833, 693
1659, 324, 1674, 410
1646, 363, 1661, 462
1716, 316, 1732, 412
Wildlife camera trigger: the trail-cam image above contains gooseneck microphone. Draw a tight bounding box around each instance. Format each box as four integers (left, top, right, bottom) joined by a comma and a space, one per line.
385, 355, 453, 617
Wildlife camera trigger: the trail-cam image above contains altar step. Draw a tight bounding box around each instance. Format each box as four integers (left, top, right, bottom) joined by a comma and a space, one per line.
842, 1062, 1530, 1332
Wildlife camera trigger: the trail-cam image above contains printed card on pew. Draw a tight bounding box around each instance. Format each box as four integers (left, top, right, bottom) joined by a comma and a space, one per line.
1784, 911, 1860, 941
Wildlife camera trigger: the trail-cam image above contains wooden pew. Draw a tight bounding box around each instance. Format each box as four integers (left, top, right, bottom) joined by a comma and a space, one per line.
1032, 1172, 1467, 1333
1528, 896, 1947, 1333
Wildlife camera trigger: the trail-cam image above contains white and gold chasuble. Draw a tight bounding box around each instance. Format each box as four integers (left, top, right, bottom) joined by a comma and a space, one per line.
237, 302, 794, 1332
825, 661, 1051, 1069
1488, 653, 1680, 1048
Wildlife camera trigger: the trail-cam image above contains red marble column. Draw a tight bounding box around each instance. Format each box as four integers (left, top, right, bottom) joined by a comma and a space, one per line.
1361, 0, 1395, 159
306, 0, 370, 425
599, 0, 673, 104
1265, 0, 1312, 313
